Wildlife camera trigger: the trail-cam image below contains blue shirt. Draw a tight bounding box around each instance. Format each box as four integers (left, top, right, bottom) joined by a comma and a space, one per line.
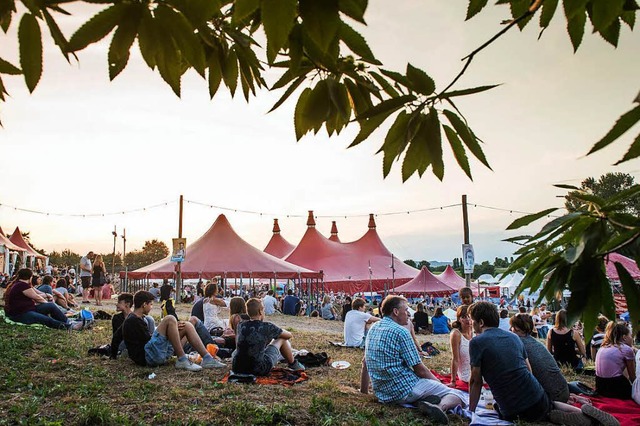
432, 315, 449, 334
364, 317, 421, 403
282, 295, 299, 315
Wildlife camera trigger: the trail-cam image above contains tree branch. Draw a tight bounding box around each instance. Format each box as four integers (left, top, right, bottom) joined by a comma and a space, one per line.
437, 1, 544, 98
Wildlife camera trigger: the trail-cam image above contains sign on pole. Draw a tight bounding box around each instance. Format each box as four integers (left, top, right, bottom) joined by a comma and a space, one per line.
462, 244, 475, 274
171, 238, 187, 262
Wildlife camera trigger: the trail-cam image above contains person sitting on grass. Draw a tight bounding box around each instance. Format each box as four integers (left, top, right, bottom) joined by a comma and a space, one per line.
413, 302, 430, 334
53, 276, 78, 310
321, 295, 338, 320
3, 268, 83, 331
449, 304, 472, 387
203, 282, 226, 335
122, 290, 225, 371
343, 297, 380, 347
468, 301, 618, 426
110, 293, 155, 359
361, 295, 466, 425
509, 313, 569, 403
431, 307, 451, 335
231, 298, 305, 376
595, 321, 636, 400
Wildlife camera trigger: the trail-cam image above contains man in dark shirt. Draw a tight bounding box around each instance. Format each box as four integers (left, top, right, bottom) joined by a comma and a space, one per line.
468, 301, 618, 426
282, 289, 300, 316
232, 298, 305, 376
121, 291, 225, 371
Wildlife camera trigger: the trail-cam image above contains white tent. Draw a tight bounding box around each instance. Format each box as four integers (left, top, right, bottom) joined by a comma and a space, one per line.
478, 273, 499, 284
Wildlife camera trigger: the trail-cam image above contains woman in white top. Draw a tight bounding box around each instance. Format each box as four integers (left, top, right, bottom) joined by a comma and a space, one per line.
203, 282, 226, 333
449, 304, 472, 386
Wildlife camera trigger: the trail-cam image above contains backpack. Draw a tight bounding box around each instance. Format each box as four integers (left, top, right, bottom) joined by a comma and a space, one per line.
421, 342, 441, 356
294, 352, 330, 367
77, 308, 95, 329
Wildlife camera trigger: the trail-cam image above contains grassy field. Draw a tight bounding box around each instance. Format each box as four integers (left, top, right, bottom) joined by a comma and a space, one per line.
0, 300, 593, 425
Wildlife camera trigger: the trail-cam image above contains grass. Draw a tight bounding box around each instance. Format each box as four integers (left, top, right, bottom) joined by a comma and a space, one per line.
0, 301, 595, 425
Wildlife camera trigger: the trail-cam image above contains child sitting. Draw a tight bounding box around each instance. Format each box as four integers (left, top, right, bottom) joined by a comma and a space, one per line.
231, 298, 305, 376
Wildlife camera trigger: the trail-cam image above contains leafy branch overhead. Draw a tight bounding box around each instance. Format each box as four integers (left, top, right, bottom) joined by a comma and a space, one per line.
0, 0, 637, 177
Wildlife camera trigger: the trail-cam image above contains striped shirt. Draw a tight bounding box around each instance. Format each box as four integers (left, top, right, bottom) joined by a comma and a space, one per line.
365, 316, 421, 403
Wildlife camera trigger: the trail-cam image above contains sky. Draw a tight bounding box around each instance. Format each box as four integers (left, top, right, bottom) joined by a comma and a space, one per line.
0, 1, 639, 264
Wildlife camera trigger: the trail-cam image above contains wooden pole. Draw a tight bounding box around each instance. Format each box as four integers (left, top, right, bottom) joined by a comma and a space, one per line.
462, 194, 471, 288
176, 195, 183, 304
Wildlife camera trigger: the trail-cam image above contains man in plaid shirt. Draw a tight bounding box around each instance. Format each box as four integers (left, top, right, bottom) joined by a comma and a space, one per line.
362, 296, 465, 425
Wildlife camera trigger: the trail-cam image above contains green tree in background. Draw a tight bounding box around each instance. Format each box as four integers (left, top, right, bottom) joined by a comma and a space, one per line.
48, 249, 80, 267
123, 239, 169, 270
566, 173, 640, 216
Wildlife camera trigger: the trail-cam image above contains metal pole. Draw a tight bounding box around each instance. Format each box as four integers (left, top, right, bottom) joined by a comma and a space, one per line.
111, 226, 117, 276
391, 254, 396, 293
368, 260, 373, 301
462, 194, 471, 288
176, 194, 183, 304
122, 228, 127, 288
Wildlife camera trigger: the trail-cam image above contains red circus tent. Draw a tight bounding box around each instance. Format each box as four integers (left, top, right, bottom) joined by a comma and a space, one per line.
604, 252, 640, 281
0, 226, 26, 253
436, 265, 467, 291
9, 227, 46, 259
127, 214, 321, 280
392, 266, 457, 296
263, 219, 295, 259
285, 212, 418, 293
328, 221, 341, 242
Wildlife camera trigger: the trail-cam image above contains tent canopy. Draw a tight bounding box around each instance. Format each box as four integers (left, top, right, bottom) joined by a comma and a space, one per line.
263, 219, 295, 259
0, 226, 26, 252
605, 253, 640, 281
9, 227, 46, 259
436, 265, 467, 291
128, 214, 320, 280
392, 266, 456, 296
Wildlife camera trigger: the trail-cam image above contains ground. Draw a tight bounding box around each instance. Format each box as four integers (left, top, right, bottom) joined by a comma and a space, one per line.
0, 297, 592, 425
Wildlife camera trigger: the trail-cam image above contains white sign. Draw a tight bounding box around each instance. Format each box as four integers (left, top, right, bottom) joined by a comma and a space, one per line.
462, 244, 475, 274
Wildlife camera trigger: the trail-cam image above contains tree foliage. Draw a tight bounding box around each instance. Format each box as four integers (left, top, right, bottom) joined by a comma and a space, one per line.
48, 248, 80, 267
566, 172, 640, 216
0, 1, 635, 177
503, 185, 640, 342
123, 239, 169, 270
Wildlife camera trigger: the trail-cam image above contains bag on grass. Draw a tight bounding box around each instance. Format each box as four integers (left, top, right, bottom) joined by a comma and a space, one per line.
88, 344, 111, 356
294, 352, 330, 367
421, 342, 441, 356
568, 381, 596, 396
76, 308, 95, 329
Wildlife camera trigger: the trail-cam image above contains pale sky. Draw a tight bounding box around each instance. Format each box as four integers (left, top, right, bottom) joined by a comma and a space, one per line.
0, 1, 638, 264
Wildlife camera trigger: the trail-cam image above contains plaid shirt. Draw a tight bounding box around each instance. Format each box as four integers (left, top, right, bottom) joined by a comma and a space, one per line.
364, 317, 421, 403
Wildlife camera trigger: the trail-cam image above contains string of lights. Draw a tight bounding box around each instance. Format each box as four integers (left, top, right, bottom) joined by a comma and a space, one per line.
0, 200, 176, 217
469, 202, 563, 218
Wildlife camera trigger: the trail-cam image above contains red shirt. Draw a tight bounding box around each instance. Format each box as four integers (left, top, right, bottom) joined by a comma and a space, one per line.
5, 280, 36, 317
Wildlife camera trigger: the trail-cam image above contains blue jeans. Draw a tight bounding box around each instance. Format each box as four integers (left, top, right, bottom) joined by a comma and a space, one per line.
183, 318, 214, 353
9, 303, 69, 330
537, 325, 549, 339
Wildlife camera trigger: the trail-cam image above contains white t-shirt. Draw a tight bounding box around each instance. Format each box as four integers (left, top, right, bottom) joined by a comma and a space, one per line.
79, 256, 92, 277
203, 299, 224, 331
263, 295, 279, 315
343, 309, 372, 347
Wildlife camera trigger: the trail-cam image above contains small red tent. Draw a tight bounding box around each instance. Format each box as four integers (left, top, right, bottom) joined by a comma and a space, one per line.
263, 219, 295, 259
392, 266, 457, 296
9, 227, 46, 259
0, 226, 26, 253
436, 265, 467, 291
604, 252, 640, 281
127, 214, 320, 280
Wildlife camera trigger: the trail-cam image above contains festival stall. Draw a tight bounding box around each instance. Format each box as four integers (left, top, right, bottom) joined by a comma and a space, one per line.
392, 266, 457, 296
0, 226, 26, 275
8, 226, 47, 270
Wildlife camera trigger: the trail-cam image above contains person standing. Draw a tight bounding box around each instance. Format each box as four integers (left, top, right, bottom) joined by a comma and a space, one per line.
91, 254, 107, 306
79, 251, 94, 304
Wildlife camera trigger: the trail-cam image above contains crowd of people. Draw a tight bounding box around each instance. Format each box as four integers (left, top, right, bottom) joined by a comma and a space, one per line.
2, 262, 639, 424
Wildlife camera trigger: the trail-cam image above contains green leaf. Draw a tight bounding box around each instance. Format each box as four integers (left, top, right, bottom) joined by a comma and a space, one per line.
108, 7, 140, 80
402, 113, 431, 181
510, 0, 533, 30
424, 108, 443, 180
615, 262, 640, 338
300, 0, 340, 54
207, 49, 223, 98
356, 94, 414, 120
598, 17, 621, 47
301, 79, 331, 134
553, 184, 580, 190
338, 0, 367, 24
20, 0, 41, 18
288, 23, 303, 73
466, 0, 488, 20
621, 10, 636, 29
338, 20, 380, 64
222, 48, 238, 97
344, 78, 373, 116
564, 0, 589, 20
41, 8, 70, 61
232, 0, 260, 25
155, 4, 206, 77
591, 0, 625, 31
597, 229, 640, 254
294, 87, 312, 140
18, 13, 41, 93
327, 78, 351, 121
623, 0, 640, 11
155, 28, 181, 96
68, 4, 125, 52
0, 56, 20, 75
617, 133, 640, 164
442, 109, 491, 170
369, 71, 399, 98
262, 0, 296, 64
269, 75, 306, 113
440, 84, 500, 99
349, 110, 392, 148
602, 184, 640, 209
507, 208, 559, 230
588, 105, 640, 155
406, 63, 435, 96
380, 111, 411, 177
444, 124, 472, 179
540, 0, 558, 28
565, 2, 587, 51
170, 0, 221, 27
138, 9, 160, 69
380, 68, 411, 90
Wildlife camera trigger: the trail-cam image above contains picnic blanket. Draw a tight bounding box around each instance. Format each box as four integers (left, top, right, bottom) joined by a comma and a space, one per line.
0, 309, 45, 329
220, 368, 308, 387
583, 396, 640, 426
431, 370, 470, 392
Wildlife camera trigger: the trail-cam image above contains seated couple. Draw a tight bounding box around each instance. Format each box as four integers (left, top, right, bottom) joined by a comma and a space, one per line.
116, 291, 226, 372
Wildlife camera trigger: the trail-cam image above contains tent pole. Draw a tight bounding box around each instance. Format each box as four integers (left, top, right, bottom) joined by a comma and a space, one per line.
176, 194, 184, 304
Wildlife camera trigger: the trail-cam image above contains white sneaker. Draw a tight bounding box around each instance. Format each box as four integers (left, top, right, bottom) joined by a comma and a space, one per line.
69, 320, 84, 331
175, 358, 202, 372
201, 357, 226, 369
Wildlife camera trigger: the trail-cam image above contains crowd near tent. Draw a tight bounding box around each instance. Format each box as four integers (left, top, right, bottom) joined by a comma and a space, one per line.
0, 226, 26, 275
0, 226, 47, 274
393, 266, 457, 296
282, 212, 419, 294
127, 214, 321, 282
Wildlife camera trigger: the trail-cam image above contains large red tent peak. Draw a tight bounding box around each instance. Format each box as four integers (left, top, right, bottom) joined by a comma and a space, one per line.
329, 221, 341, 242
264, 218, 296, 259
437, 265, 467, 291
272, 218, 281, 234
0, 226, 25, 252
9, 226, 46, 259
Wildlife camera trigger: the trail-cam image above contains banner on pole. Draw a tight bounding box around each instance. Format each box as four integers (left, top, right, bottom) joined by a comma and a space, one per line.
462, 244, 475, 274
171, 238, 186, 262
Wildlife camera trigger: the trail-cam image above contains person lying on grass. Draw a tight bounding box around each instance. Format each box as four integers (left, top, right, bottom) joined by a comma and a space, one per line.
231, 297, 305, 376
122, 290, 225, 372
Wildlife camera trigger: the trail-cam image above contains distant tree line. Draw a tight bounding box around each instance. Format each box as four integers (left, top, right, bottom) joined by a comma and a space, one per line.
404, 256, 515, 279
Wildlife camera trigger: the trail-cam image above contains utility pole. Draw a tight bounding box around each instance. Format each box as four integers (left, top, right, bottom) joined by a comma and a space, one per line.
462, 194, 471, 288
122, 228, 127, 291
391, 254, 396, 293
111, 226, 117, 276
176, 194, 183, 304
368, 260, 373, 300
